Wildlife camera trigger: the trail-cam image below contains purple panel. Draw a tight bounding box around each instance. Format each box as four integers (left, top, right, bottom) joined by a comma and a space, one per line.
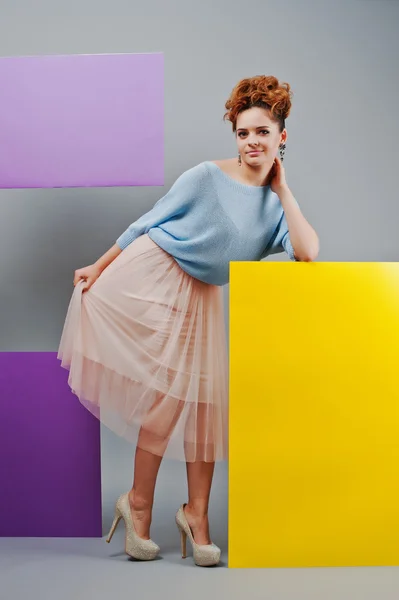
0, 53, 164, 188
0, 352, 101, 537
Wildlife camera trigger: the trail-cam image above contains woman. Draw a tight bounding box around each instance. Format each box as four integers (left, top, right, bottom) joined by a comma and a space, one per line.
57, 75, 319, 567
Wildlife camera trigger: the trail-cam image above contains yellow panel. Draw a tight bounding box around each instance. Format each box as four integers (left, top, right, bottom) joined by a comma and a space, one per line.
228, 262, 399, 568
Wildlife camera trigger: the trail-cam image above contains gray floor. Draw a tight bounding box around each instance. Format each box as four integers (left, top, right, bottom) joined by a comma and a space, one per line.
1, 536, 399, 600
2, 429, 399, 599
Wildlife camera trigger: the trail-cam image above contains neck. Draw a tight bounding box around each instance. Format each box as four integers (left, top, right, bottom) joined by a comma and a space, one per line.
239, 160, 273, 187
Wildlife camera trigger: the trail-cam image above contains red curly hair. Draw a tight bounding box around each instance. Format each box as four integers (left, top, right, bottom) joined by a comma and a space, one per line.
223, 75, 293, 133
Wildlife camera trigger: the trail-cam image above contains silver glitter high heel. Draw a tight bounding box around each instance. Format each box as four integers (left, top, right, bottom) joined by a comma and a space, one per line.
106, 492, 160, 560
175, 504, 221, 566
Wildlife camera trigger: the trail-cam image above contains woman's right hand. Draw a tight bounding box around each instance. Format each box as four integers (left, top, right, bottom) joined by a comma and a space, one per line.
73, 264, 102, 292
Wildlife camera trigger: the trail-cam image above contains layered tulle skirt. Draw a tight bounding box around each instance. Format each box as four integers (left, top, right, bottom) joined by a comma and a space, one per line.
57, 234, 228, 462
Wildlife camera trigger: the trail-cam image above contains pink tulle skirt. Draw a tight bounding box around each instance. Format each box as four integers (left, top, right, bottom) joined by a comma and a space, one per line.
57, 234, 228, 462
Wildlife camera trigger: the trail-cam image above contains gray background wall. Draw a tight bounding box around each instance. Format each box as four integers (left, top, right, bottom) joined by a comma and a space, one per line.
1, 0, 398, 563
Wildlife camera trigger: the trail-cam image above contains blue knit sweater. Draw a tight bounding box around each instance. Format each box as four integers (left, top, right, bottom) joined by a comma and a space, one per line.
116, 161, 298, 286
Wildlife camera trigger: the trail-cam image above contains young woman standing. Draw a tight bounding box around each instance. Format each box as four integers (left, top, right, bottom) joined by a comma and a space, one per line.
58, 74, 319, 567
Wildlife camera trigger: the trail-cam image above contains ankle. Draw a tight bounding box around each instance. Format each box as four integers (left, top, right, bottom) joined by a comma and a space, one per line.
185, 502, 208, 519
128, 488, 152, 512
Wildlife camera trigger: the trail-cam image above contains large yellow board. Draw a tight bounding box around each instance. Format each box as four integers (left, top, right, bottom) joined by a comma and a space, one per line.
228, 262, 399, 568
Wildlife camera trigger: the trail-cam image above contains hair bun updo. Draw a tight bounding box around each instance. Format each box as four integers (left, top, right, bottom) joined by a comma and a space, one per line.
223, 75, 293, 132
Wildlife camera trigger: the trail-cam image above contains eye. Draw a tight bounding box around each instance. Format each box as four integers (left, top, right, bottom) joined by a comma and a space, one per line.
238, 132, 247, 137
260, 130, 270, 135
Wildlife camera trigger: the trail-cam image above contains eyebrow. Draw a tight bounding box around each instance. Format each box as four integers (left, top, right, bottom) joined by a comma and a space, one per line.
236, 126, 271, 132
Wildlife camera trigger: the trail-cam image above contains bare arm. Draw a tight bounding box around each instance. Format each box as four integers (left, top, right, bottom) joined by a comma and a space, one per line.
94, 243, 122, 273
74, 243, 123, 290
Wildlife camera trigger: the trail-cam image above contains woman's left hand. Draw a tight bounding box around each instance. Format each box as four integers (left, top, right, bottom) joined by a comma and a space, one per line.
269, 155, 288, 194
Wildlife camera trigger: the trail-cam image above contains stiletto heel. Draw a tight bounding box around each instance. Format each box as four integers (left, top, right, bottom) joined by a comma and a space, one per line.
106, 510, 122, 543
106, 492, 160, 561
175, 504, 221, 567
179, 525, 187, 558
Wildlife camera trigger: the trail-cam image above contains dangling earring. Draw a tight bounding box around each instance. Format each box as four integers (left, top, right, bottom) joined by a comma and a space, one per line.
238, 153, 242, 166
279, 143, 286, 161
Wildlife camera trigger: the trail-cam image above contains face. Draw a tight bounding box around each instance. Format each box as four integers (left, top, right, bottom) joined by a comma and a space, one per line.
235, 106, 287, 167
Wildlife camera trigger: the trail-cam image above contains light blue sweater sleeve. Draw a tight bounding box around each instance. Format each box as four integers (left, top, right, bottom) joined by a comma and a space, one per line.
116, 165, 202, 250
263, 211, 298, 261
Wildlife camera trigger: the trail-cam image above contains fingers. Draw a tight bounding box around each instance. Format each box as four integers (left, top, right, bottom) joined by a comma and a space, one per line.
73, 271, 97, 291
82, 277, 93, 293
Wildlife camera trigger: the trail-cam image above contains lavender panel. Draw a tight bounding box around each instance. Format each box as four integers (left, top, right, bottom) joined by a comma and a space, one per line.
0, 52, 164, 188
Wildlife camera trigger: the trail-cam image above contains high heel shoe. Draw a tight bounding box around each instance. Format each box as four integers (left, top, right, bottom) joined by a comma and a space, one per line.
106, 492, 160, 560
175, 504, 221, 566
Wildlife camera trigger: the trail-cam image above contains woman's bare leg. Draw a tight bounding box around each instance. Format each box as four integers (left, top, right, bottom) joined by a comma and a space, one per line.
128, 444, 162, 540
184, 460, 215, 545
127, 391, 178, 539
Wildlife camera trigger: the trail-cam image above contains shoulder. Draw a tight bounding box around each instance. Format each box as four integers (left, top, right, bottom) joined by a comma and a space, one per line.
169, 161, 213, 195
172, 162, 208, 186
181, 160, 220, 178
